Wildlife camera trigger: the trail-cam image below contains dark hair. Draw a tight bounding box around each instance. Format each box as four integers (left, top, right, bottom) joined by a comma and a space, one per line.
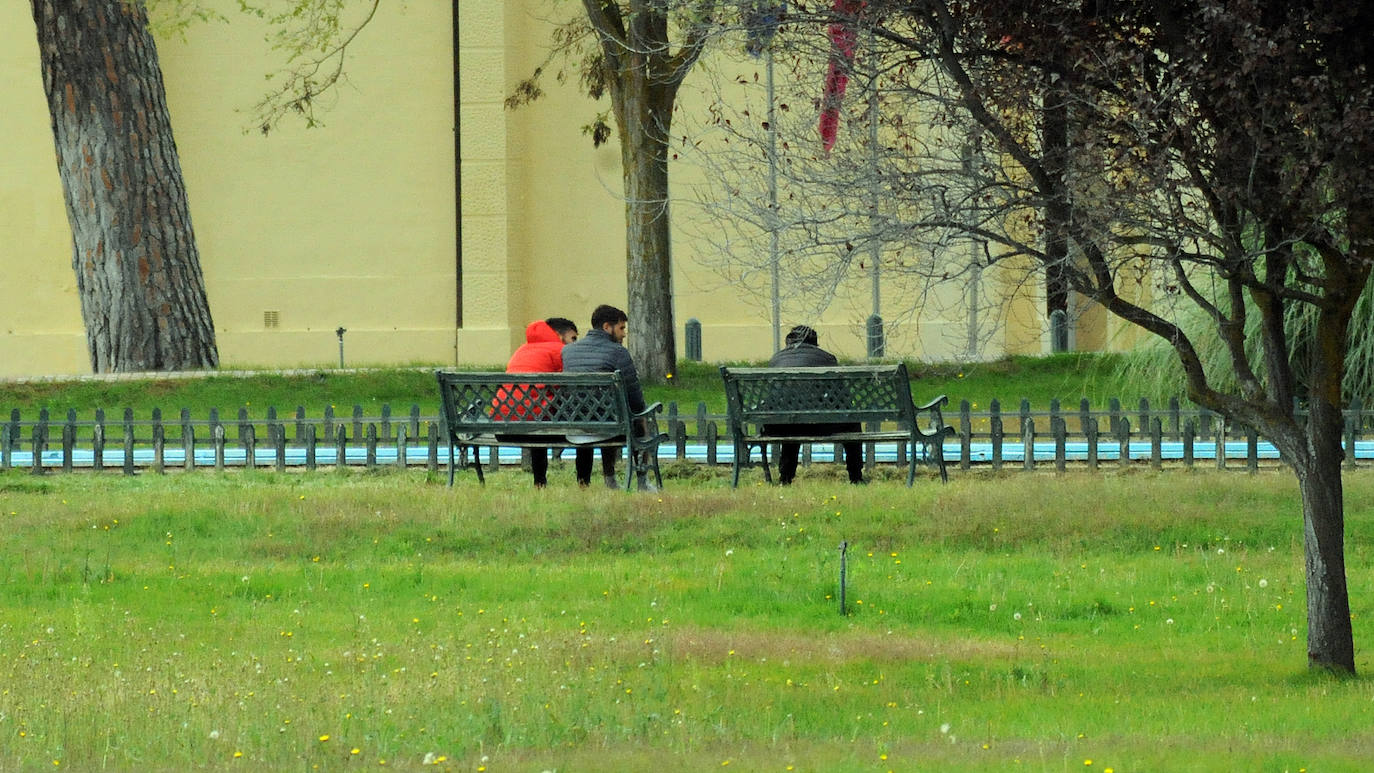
545, 317, 578, 335
785, 325, 819, 346
591, 304, 628, 330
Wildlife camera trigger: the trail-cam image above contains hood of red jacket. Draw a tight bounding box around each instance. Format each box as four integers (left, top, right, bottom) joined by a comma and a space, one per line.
524, 320, 562, 345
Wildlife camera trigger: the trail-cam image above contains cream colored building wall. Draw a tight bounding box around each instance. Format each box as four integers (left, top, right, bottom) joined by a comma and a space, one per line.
0, 4, 90, 376
1, 0, 1062, 378
0, 2, 457, 378
159, 2, 457, 369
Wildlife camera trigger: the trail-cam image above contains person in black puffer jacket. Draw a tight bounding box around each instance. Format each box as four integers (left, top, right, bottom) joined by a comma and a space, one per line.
764, 325, 865, 485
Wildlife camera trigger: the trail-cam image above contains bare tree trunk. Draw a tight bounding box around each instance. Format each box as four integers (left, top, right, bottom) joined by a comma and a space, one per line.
613, 70, 678, 383
1297, 447, 1355, 674
31, 0, 219, 373
1297, 310, 1358, 673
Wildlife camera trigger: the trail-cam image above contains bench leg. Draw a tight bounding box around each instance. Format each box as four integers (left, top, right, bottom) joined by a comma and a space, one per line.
472, 446, 486, 485
730, 442, 744, 488
447, 443, 456, 487
759, 442, 773, 484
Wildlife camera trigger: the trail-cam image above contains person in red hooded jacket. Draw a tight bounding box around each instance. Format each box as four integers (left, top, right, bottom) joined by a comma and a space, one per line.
495, 318, 578, 487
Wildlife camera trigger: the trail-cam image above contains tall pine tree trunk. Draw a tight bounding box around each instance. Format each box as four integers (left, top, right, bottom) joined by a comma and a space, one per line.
31, 0, 218, 372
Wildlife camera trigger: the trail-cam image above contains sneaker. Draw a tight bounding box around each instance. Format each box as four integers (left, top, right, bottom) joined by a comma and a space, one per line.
636, 476, 659, 493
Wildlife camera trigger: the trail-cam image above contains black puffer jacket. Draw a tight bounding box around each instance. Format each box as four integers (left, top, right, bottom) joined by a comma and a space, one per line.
768, 342, 839, 368
561, 328, 646, 413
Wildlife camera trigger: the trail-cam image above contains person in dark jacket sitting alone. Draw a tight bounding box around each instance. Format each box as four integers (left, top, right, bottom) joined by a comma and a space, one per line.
561, 304, 654, 490
764, 325, 865, 485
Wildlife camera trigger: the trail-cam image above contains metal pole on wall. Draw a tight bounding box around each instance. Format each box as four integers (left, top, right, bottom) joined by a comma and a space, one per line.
865, 24, 883, 358
767, 46, 781, 354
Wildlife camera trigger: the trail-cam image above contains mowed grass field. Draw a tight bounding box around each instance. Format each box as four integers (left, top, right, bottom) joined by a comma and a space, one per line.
4, 467, 1374, 771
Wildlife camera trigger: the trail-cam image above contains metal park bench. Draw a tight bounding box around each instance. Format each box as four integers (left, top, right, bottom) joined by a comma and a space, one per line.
435, 370, 667, 489
720, 363, 955, 486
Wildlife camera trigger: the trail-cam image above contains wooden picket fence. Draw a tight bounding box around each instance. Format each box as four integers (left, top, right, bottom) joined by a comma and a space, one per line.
3, 396, 1373, 475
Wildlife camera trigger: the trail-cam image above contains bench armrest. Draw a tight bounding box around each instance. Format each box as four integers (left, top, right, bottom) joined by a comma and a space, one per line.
632, 401, 665, 421
914, 394, 949, 413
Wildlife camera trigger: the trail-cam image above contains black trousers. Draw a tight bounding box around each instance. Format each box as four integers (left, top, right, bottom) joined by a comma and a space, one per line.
494, 435, 552, 486
575, 446, 621, 485
762, 423, 865, 484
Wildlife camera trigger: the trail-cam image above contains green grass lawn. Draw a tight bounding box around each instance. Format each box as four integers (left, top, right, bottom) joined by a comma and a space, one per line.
3, 468, 1373, 771
0, 353, 1154, 421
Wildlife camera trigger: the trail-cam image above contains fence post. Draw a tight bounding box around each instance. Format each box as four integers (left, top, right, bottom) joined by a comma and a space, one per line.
1053, 416, 1067, 473
959, 400, 972, 471
0, 413, 11, 471
93, 408, 105, 472
31, 422, 46, 476
336, 426, 349, 471
214, 422, 227, 471
1086, 418, 1099, 471
1247, 426, 1259, 473
1168, 397, 1181, 440
353, 405, 364, 442
152, 409, 165, 474
181, 409, 195, 471
1216, 419, 1227, 471
381, 404, 393, 443
396, 425, 408, 469
33, 408, 50, 476
274, 422, 286, 472
1022, 417, 1035, 472
323, 405, 335, 442
366, 424, 378, 469
706, 422, 718, 466
1150, 418, 1163, 470
1117, 417, 1131, 469
299, 424, 313, 470
1108, 397, 1122, 436
244, 423, 257, 469
62, 412, 76, 473
989, 399, 1003, 470
410, 404, 421, 440
3, 408, 19, 471
1183, 420, 1196, 468
123, 408, 136, 475
696, 402, 709, 442
426, 423, 439, 473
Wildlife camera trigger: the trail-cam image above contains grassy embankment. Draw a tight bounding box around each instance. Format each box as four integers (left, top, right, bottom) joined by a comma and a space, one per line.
0, 353, 1148, 420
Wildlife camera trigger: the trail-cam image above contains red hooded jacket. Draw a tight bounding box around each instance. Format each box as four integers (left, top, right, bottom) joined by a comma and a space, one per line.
494, 320, 565, 419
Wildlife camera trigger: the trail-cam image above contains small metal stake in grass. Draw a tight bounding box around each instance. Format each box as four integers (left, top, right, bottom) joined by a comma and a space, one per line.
838, 541, 849, 616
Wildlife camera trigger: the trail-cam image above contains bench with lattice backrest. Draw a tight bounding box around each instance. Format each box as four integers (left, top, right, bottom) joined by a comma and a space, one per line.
436, 370, 666, 488
720, 364, 954, 486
